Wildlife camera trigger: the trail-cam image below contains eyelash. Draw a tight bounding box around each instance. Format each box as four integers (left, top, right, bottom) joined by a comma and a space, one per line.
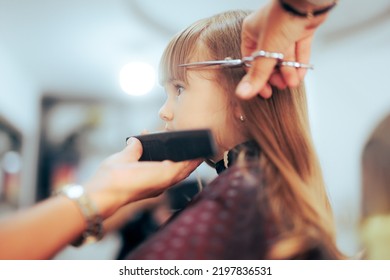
174, 84, 185, 96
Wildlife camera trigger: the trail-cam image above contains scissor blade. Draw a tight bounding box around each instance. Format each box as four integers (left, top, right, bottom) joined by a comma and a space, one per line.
179, 59, 243, 68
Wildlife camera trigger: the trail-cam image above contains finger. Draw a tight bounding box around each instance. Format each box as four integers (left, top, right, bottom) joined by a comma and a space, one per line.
98, 137, 143, 179
296, 36, 313, 80
125, 159, 202, 201
269, 71, 287, 89
236, 58, 277, 99
162, 159, 202, 186
240, 12, 261, 57
279, 45, 300, 88
140, 129, 149, 135
115, 137, 142, 163
241, 30, 258, 59
103, 137, 142, 166
259, 82, 273, 99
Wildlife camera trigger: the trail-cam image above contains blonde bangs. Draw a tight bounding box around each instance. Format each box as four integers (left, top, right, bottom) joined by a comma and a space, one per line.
159, 22, 207, 85
159, 10, 250, 86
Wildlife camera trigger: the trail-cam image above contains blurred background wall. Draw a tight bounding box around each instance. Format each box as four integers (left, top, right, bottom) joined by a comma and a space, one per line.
0, 0, 389, 258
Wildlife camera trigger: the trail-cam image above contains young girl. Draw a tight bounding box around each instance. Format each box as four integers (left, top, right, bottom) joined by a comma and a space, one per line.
127, 10, 343, 259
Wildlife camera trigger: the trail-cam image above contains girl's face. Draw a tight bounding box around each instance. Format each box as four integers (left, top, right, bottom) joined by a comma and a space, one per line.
159, 70, 244, 161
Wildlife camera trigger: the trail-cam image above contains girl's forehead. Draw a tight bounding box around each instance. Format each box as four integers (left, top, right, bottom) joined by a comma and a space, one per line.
161, 40, 212, 85
175, 67, 218, 83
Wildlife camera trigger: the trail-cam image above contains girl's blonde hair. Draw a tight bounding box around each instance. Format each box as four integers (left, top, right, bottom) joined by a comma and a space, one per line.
160, 10, 343, 259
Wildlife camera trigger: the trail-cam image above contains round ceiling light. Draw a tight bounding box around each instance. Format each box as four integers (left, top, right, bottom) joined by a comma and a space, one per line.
119, 62, 156, 96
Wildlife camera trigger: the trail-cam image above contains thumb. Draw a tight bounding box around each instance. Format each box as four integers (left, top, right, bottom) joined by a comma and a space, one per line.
236, 58, 276, 100
123, 137, 143, 162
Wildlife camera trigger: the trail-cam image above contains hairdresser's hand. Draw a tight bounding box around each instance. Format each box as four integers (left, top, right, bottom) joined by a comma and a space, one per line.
236, 0, 329, 99
84, 137, 201, 219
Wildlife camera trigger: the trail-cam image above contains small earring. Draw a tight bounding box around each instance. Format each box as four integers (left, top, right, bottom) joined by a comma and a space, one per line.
239, 115, 245, 122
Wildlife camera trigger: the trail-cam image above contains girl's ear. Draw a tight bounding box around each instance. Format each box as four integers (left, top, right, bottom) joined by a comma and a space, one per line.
232, 100, 243, 121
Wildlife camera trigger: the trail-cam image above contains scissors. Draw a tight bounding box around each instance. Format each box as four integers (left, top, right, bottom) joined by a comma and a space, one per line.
179, 50, 314, 70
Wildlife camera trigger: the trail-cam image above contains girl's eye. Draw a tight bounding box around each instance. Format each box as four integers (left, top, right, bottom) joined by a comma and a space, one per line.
175, 85, 184, 96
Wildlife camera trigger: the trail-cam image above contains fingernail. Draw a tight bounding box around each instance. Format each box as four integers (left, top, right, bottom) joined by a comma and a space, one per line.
126, 137, 134, 145
236, 81, 253, 98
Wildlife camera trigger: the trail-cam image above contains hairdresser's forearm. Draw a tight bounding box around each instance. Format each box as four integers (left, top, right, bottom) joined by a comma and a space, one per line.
0, 196, 85, 260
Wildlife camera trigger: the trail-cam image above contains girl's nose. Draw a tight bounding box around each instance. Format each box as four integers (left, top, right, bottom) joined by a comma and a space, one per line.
158, 101, 173, 122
